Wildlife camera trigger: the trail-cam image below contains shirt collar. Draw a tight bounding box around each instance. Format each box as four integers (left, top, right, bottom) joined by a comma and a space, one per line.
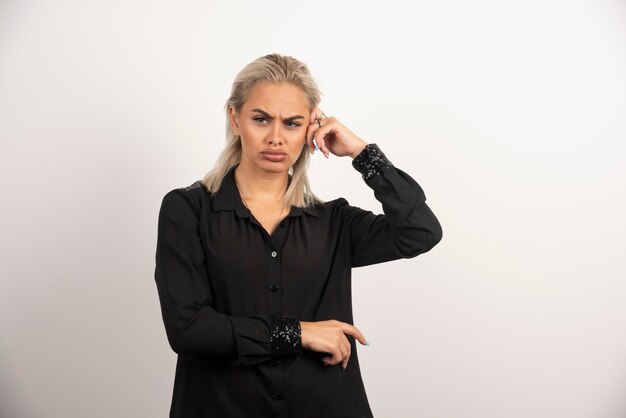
210, 164, 320, 219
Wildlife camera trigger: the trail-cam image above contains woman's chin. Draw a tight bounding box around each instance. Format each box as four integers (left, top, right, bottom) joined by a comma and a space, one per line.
257, 159, 289, 173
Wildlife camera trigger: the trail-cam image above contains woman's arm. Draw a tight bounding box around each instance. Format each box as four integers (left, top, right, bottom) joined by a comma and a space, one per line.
342, 143, 443, 267
305, 109, 442, 266
154, 190, 302, 366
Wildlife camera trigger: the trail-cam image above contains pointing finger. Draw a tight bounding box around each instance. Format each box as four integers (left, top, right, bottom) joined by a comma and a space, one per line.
306, 113, 320, 154
341, 323, 367, 346
310, 107, 320, 124
314, 123, 330, 158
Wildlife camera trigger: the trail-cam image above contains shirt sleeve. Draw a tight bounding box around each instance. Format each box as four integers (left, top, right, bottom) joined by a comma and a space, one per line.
342, 143, 443, 268
154, 189, 302, 366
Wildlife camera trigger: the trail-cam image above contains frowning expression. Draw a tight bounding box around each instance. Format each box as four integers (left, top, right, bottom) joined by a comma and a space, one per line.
229, 82, 310, 173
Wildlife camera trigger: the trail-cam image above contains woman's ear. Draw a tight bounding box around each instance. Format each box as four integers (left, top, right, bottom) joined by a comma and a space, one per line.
228, 106, 240, 133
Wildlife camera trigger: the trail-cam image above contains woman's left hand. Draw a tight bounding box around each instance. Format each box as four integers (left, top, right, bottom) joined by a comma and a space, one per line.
306, 108, 368, 159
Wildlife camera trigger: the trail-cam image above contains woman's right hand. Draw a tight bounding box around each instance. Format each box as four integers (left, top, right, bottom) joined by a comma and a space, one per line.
300, 320, 368, 369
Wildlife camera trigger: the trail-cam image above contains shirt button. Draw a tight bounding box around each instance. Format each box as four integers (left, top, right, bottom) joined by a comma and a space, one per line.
271, 251, 277, 258
270, 284, 279, 292
272, 358, 280, 367
276, 391, 285, 400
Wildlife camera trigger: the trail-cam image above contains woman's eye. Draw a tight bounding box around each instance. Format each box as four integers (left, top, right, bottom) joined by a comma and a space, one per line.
253, 117, 300, 128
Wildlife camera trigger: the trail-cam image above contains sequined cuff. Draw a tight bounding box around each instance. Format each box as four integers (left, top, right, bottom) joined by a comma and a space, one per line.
351, 143, 393, 181
269, 314, 302, 357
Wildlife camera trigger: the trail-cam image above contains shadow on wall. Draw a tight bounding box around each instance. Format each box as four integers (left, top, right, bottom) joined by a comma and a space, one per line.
0, 355, 39, 418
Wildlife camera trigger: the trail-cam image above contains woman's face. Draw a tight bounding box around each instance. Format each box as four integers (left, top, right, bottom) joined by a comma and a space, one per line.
230, 82, 310, 174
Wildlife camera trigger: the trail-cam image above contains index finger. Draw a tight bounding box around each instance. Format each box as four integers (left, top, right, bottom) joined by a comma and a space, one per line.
339, 323, 367, 346
309, 107, 322, 124
306, 118, 318, 153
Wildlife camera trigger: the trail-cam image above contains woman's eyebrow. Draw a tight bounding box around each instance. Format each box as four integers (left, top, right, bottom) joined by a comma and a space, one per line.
251, 108, 305, 121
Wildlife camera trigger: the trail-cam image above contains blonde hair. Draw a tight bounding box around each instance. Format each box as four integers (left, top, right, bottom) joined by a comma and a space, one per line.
201, 53, 325, 208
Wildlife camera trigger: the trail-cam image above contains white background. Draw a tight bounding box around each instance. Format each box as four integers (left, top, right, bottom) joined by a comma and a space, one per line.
1, 1, 625, 417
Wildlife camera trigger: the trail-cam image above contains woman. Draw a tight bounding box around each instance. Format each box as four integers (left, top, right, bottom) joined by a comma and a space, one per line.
154, 53, 443, 418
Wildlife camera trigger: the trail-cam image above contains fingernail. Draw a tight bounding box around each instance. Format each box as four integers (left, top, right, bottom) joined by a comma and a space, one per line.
365, 339, 370, 346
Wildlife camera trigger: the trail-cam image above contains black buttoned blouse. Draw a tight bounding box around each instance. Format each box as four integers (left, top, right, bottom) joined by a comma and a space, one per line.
154, 143, 443, 418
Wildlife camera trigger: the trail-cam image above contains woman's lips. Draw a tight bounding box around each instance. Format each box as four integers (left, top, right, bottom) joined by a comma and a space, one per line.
261, 152, 286, 162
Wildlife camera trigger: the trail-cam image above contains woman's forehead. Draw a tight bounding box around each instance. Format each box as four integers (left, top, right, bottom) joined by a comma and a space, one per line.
243, 83, 309, 113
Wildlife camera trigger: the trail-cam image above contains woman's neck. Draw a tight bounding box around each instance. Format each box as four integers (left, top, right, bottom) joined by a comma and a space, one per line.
234, 162, 289, 205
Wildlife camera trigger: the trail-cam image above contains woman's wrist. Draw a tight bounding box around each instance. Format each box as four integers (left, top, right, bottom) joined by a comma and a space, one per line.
350, 141, 368, 159
269, 314, 302, 356
351, 143, 393, 181
299, 321, 308, 348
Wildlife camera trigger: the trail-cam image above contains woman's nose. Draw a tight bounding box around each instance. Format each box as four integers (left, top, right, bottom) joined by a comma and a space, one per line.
268, 123, 284, 144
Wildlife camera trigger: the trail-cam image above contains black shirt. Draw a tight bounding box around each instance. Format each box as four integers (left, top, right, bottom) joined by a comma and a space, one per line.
154, 143, 443, 418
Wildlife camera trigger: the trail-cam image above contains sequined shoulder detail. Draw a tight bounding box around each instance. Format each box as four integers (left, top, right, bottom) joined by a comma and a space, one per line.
351, 143, 393, 181
268, 314, 302, 357
181, 180, 202, 192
